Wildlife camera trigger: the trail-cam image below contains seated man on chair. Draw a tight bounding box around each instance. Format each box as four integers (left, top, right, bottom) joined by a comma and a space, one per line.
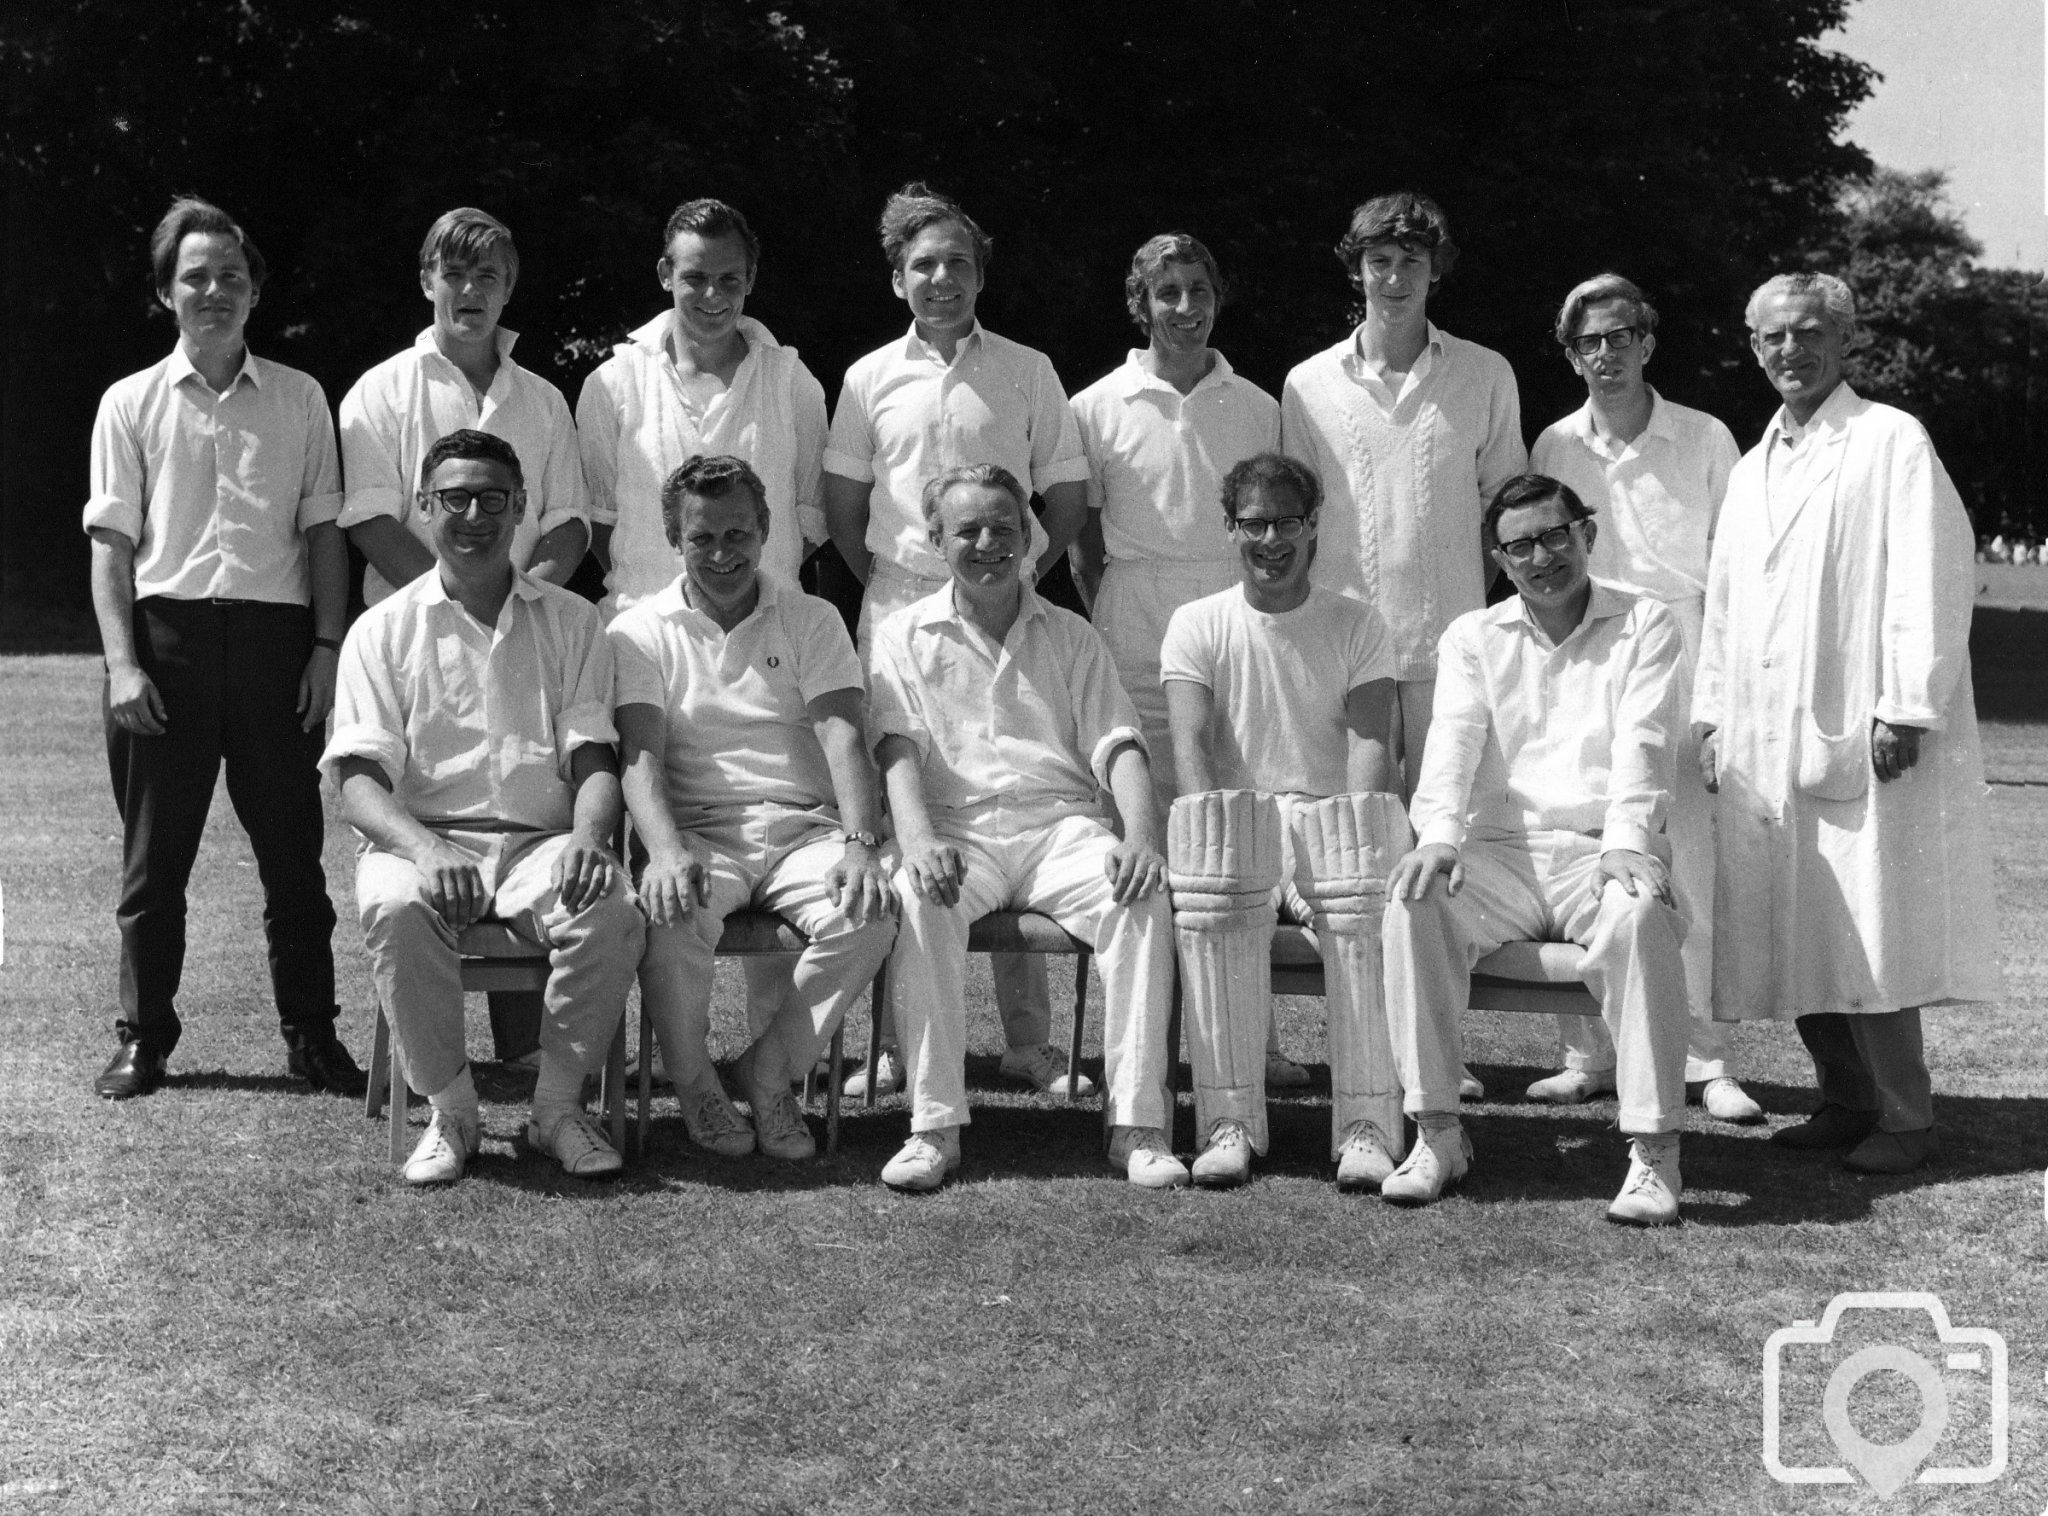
1160, 451, 1406, 1191
867, 464, 1179, 1192
1381, 472, 1691, 1224
611, 454, 898, 1162
325, 429, 645, 1186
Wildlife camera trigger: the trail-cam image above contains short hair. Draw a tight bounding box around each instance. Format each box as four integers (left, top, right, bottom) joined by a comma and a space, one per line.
879, 182, 992, 273
150, 196, 267, 295
1554, 272, 1660, 346
1124, 233, 1228, 335
920, 463, 1028, 532
419, 428, 523, 493
1483, 473, 1593, 549
1336, 191, 1460, 289
660, 198, 760, 274
1219, 453, 1322, 519
661, 454, 771, 550
419, 207, 519, 284
1745, 271, 1857, 335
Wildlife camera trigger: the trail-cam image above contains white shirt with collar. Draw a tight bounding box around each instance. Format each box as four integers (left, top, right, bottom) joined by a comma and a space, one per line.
1069, 350, 1280, 565
866, 582, 1144, 831
825, 323, 1091, 579
85, 347, 342, 605
339, 328, 589, 604
1281, 322, 1526, 680
321, 567, 616, 833
1530, 388, 1739, 609
608, 573, 863, 824
576, 313, 828, 614
1410, 579, 1683, 857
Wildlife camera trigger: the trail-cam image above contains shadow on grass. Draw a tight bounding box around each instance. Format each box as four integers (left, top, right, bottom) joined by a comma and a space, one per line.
161, 1068, 312, 1096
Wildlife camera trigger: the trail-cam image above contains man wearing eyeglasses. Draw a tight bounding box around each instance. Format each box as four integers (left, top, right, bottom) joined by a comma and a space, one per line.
1695, 272, 2000, 1175
324, 429, 644, 1187
1525, 275, 1762, 1126
1381, 473, 1691, 1224
1159, 453, 1405, 1189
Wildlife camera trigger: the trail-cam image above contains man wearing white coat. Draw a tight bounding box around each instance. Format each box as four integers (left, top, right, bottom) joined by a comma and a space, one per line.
1696, 271, 2001, 1175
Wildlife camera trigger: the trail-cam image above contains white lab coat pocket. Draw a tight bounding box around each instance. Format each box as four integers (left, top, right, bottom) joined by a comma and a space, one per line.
1796, 714, 1871, 801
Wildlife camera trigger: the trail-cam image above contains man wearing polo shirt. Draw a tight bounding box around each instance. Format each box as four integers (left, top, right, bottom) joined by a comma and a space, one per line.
822, 181, 1093, 1100
325, 429, 643, 1186
1527, 273, 1761, 1124
1381, 474, 1691, 1225
85, 196, 363, 1101
867, 465, 1178, 1192
611, 455, 897, 1161
340, 207, 588, 607
1073, 235, 1312, 1091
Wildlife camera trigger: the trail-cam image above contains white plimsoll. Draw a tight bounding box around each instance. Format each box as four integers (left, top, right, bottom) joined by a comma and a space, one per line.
1168, 790, 1284, 1156
1290, 792, 1411, 1166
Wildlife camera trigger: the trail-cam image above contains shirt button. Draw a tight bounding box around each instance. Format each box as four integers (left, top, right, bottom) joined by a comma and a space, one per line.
1760, 656, 1773, 668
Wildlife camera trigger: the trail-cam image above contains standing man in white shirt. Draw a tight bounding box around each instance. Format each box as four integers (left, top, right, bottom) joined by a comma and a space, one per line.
1381, 474, 1691, 1225
1696, 272, 2002, 1175
866, 465, 1178, 1192
822, 182, 1095, 1100
611, 456, 897, 1161
85, 197, 363, 1101
324, 430, 643, 1186
1069, 233, 1310, 1088
339, 207, 589, 607
1526, 274, 1761, 1124
577, 199, 829, 617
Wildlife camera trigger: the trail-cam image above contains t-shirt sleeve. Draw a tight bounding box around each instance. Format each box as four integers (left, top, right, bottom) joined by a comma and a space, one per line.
793, 596, 865, 703
607, 611, 669, 711
1157, 602, 1214, 689
1343, 599, 1398, 693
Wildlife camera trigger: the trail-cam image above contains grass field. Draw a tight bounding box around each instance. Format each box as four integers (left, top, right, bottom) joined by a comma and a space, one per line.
3, 650, 2046, 1515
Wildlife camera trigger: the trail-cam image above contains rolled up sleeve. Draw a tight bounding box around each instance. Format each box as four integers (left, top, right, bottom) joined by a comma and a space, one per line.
864, 623, 931, 763
792, 365, 829, 543
1026, 355, 1090, 494
295, 381, 344, 531
533, 390, 591, 536
84, 386, 147, 543
575, 366, 624, 526
321, 623, 408, 790
1064, 621, 1147, 786
337, 376, 407, 530
824, 375, 878, 483
555, 614, 619, 776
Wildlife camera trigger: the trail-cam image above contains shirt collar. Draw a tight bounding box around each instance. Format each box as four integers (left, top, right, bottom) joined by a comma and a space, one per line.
905, 321, 985, 364
417, 564, 544, 608
1767, 380, 1857, 449
413, 326, 520, 363
1118, 348, 1238, 399
167, 344, 261, 392
908, 578, 1046, 632
1348, 320, 1444, 367
1496, 575, 1633, 643
624, 311, 781, 362
673, 570, 781, 624
1561, 385, 1673, 449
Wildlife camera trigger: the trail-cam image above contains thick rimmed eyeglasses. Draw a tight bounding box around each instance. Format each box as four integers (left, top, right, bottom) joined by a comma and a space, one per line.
1495, 523, 1582, 562
1227, 515, 1310, 542
424, 487, 514, 516
1568, 326, 1640, 357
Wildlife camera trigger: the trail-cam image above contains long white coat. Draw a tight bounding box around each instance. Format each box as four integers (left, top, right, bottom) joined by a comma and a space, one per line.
1694, 383, 2001, 1020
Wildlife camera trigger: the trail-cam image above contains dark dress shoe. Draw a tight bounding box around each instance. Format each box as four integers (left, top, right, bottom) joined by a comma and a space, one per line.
95, 1042, 167, 1100
286, 1031, 369, 1097
1769, 1103, 1880, 1150
1845, 1127, 1935, 1175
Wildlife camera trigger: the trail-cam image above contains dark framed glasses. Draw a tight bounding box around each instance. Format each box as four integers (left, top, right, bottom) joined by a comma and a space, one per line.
1227, 515, 1310, 542
1494, 523, 1581, 562
1568, 325, 1640, 357
425, 487, 514, 516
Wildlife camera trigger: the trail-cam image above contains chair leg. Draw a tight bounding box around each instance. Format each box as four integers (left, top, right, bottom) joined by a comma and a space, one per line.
866, 961, 887, 1111
1165, 972, 1185, 1149
635, 996, 652, 1163
603, 1015, 627, 1157
1068, 950, 1090, 1106
826, 1024, 843, 1156
366, 1006, 391, 1120
387, 1021, 408, 1168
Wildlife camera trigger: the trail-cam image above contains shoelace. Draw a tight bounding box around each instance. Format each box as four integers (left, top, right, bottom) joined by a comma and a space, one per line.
1341, 1122, 1387, 1154
756, 1090, 808, 1142
691, 1090, 746, 1136
548, 1112, 611, 1163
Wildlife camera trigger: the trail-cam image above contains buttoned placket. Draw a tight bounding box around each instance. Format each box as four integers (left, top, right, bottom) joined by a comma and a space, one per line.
184, 369, 252, 598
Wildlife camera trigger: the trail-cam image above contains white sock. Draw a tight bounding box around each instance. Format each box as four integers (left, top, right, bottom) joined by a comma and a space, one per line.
531, 1055, 587, 1129
427, 1064, 480, 1132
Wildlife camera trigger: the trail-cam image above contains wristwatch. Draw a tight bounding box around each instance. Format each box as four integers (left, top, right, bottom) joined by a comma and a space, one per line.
842, 829, 882, 849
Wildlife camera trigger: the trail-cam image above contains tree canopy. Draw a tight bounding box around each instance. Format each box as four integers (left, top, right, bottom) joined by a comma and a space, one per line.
4, 0, 1880, 621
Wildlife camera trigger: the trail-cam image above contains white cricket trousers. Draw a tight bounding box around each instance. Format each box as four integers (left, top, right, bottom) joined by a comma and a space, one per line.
356, 828, 644, 1102
1382, 830, 1690, 1134
887, 811, 1174, 1133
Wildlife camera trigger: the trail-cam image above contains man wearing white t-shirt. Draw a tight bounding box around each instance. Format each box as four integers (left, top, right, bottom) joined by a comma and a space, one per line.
1161, 452, 1406, 1189
611, 456, 896, 1161
1528, 273, 1761, 1124
577, 199, 828, 616
340, 207, 589, 606
1069, 233, 1310, 1089
822, 182, 1094, 1100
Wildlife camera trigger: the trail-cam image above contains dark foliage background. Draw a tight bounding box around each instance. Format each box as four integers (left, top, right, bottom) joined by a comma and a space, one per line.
19, 0, 2017, 631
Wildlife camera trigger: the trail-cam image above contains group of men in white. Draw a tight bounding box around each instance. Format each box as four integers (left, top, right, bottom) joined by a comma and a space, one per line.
85, 182, 2001, 1226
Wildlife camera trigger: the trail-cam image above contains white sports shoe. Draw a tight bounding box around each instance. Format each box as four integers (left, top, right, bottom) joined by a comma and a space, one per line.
527, 1110, 624, 1180
1701, 1076, 1764, 1124
1335, 1120, 1398, 1192
999, 1042, 1097, 1097
881, 1127, 961, 1192
1381, 1122, 1472, 1206
843, 1048, 905, 1099
681, 1085, 756, 1158
1525, 1067, 1616, 1105
1606, 1135, 1682, 1226
1191, 1119, 1255, 1189
403, 1110, 477, 1187
1109, 1125, 1189, 1189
